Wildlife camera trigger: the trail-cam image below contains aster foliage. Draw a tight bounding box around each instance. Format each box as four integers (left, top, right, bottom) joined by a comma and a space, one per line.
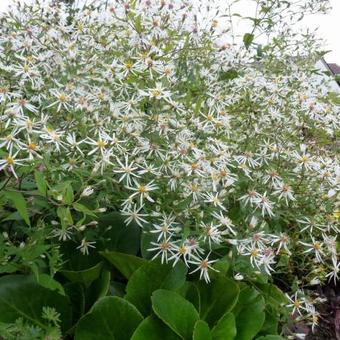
0, 0, 339, 337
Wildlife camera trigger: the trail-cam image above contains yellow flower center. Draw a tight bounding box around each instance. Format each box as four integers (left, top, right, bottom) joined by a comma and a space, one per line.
28, 143, 36, 150
138, 185, 147, 193
96, 140, 107, 148
6, 156, 14, 165
313, 242, 321, 251
151, 89, 161, 98
59, 94, 66, 102
294, 300, 301, 308
251, 249, 258, 257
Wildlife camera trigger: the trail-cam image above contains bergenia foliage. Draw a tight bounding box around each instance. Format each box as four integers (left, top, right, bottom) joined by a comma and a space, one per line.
0, 0, 339, 336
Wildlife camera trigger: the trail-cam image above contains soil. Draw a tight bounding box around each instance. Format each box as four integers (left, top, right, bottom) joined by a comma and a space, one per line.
305, 284, 340, 340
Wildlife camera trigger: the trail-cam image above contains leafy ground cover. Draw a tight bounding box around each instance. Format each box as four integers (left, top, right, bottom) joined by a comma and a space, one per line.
0, 0, 339, 339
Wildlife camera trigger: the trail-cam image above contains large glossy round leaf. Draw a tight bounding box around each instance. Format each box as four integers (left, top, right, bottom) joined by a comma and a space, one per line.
235, 295, 265, 340
85, 269, 111, 310
131, 315, 181, 340
196, 276, 239, 326
151, 289, 199, 339
193, 320, 212, 340
61, 261, 103, 286
75, 296, 143, 340
60, 242, 103, 286
100, 251, 146, 279
211, 312, 236, 340
97, 212, 141, 255
125, 261, 187, 316
0, 275, 72, 333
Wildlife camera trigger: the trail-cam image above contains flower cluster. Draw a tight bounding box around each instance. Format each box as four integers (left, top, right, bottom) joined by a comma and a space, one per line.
0, 0, 338, 295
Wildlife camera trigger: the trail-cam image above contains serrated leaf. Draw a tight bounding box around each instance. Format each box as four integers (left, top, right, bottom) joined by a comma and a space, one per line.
5, 191, 30, 226
34, 171, 47, 195
73, 202, 97, 217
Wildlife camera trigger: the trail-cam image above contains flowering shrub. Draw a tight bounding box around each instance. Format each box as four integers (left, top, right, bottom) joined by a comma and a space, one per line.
0, 0, 339, 338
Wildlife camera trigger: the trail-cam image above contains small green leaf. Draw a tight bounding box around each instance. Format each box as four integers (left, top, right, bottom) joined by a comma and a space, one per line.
57, 206, 73, 227
36, 273, 65, 296
34, 171, 47, 195
5, 191, 30, 226
131, 315, 181, 340
243, 33, 254, 49
64, 184, 74, 204
73, 202, 97, 217
100, 251, 147, 278
75, 296, 143, 340
193, 320, 212, 340
152, 289, 199, 339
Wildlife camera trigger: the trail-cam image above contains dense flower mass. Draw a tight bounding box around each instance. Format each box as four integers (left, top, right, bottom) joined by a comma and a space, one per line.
0, 0, 339, 331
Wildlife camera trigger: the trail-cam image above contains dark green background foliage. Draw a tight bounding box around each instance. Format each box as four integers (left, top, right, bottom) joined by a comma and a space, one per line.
0, 211, 287, 340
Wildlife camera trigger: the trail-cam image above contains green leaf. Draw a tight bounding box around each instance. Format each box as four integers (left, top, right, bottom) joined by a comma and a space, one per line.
5, 191, 30, 226
255, 283, 288, 308
235, 295, 265, 340
152, 289, 199, 339
212, 257, 230, 276
0, 275, 71, 332
64, 184, 74, 204
35, 273, 65, 296
184, 282, 200, 313
75, 296, 143, 340
256, 336, 285, 340
131, 315, 181, 340
193, 320, 212, 340
100, 251, 147, 279
233, 286, 259, 316
34, 171, 47, 195
140, 229, 158, 259
259, 311, 279, 335
57, 206, 73, 227
243, 33, 254, 49
64, 282, 86, 322
60, 246, 103, 286
196, 277, 239, 326
125, 261, 187, 316
211, 313, 236, 340
97, 212, 141, 255
61, 261, 103, 287
85, 269, 111, 309
73, 202, 97, 217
